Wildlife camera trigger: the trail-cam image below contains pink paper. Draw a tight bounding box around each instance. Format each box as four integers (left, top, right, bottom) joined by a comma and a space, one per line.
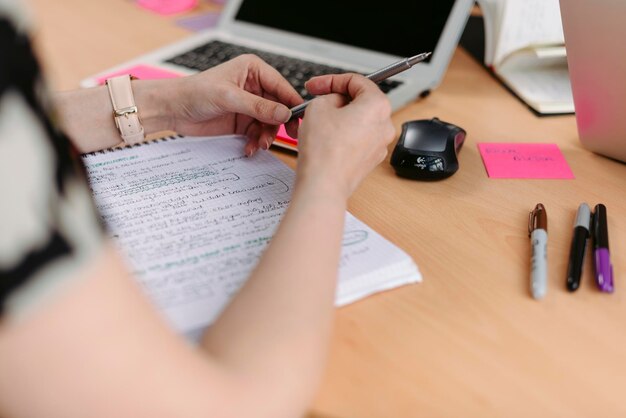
95, 65, 182, 85
136, 0, 197, 15
276, 123, 298, 146
477, 143, 574, 179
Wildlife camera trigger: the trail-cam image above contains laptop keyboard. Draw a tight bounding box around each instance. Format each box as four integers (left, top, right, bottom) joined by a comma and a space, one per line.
165, 40, 402, 100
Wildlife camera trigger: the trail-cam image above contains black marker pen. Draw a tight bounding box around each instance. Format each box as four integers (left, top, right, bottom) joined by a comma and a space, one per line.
566, 203, 591, 291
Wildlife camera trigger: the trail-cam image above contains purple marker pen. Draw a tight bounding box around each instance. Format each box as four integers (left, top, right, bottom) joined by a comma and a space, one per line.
592, 204, 614, 293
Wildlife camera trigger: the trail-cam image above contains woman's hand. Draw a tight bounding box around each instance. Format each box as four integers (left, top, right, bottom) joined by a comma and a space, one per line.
164, 54, 303, 156
295, 73, 396, 200
55, 55, 302, 154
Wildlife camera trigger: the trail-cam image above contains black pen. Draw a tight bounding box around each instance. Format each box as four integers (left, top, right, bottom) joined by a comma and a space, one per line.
288, 52, 432, 121
566, 203, 591, 292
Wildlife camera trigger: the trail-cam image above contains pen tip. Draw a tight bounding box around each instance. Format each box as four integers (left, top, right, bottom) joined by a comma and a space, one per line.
408, 52, 432, 65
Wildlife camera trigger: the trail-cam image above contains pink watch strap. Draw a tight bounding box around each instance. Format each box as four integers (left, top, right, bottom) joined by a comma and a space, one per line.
106, 75, 145, 145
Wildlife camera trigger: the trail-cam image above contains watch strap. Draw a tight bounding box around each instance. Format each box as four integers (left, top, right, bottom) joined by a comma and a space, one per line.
106, 75, 145, 145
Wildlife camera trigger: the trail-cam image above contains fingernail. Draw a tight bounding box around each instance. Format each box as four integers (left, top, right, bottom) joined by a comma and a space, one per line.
274, 106, 291, 123
261, 140, 269, 150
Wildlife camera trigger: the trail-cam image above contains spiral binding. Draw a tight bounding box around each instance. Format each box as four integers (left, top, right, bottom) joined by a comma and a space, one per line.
81, 134, 183, 157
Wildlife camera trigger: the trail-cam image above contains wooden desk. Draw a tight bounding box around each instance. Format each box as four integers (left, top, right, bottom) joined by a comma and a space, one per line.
29, 1, 626, 416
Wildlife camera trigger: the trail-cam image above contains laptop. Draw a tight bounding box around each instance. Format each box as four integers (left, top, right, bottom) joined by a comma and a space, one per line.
560, 0, 626, 163
83, 0, 472, 103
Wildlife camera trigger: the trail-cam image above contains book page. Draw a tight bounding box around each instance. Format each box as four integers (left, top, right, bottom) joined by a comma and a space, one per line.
498, 51, 573, 113
82, 136, 421, 337
494, 0, 564, 67
476, 0, 503, 65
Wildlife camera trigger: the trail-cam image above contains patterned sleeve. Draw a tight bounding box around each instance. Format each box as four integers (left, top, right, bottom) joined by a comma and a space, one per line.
0, 7, 105, 319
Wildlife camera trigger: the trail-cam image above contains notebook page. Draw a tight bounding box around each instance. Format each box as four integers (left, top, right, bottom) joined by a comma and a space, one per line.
498, 53, 573, 108
494, 0, 564, 67
82, 135, 421, 334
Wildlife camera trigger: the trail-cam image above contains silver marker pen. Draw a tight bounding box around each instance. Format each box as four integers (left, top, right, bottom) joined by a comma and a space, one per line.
528, 203, 548, 299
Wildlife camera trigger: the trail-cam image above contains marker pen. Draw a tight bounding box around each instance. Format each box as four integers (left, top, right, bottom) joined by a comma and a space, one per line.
528, 203, 548, 299
566, 203, 591, 291
593, 204, 614, 293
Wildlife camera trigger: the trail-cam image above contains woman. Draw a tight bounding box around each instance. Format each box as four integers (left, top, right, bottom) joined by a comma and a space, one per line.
0, 5, 395, 417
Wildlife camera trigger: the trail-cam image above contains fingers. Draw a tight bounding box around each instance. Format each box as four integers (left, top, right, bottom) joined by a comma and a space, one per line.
242, 120, 280, 157
305, 73, 384, 103
222, 55, 307, 151
284, 118, 300, 139
239, 54, 304, 109
305, 73, 391, 120
221, 88, 293, 125
260, 90, 300, 139
259, 124, 279, 149
244, 122, 262, 156
314, 93, 349, 109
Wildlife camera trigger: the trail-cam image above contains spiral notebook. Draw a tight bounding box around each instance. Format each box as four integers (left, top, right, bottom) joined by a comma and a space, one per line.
82, 135, 421, 339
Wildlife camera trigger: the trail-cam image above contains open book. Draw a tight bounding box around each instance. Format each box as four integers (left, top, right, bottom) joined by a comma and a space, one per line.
477, 0, 574, 114
82, 135, 421, 340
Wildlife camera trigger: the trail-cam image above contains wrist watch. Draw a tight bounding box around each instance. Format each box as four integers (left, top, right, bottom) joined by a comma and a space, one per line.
106, 75, 145, 145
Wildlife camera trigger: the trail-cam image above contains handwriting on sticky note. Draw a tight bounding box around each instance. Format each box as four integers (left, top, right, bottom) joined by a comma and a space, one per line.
95, 65, 182, 85
477, 143, 574, 179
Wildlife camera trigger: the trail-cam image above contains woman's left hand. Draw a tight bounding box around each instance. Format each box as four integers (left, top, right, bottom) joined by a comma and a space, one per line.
164, 54, 303, 155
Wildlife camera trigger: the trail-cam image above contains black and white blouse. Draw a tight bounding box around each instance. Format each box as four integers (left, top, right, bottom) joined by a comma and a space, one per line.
0, 4, 104, 319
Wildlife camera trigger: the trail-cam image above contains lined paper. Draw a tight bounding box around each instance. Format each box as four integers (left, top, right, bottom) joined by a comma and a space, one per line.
83, 135, 421, 335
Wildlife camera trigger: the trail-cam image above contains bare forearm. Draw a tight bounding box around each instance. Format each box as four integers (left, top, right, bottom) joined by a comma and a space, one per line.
53, 80, 175, 153
201, 179, 347, 409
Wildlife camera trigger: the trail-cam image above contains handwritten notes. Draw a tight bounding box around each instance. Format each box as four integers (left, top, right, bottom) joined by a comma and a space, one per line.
82, 136, 420, 337
477, 143, 574, 179
95, 65, 182, 85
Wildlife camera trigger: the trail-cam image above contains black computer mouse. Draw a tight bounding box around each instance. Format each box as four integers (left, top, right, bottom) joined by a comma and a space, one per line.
390, 117, 466, 180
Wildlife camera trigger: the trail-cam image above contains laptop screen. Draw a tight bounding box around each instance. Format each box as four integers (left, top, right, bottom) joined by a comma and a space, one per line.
234, 1, 457, 59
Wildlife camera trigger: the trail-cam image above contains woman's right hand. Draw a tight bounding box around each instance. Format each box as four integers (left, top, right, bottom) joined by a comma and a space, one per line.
295, 73, 396, 201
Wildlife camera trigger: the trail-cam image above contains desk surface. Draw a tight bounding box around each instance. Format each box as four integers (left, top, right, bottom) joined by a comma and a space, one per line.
29, 1, 626, 416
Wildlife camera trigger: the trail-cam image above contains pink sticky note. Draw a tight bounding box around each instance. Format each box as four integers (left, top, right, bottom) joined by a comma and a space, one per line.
136, 0, 197, 15
477, 143, 574, 179
276, 123, 298, 146
95, 65, 182, 85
